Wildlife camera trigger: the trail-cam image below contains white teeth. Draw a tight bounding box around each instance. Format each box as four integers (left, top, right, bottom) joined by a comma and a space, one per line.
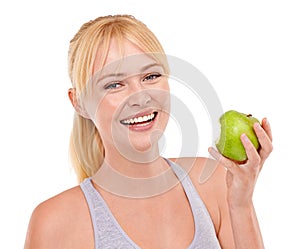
121, 112, 156, 125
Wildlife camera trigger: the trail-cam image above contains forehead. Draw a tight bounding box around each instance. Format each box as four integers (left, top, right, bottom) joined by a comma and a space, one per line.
106, 39, 144, 65
93, 38, 160, 77
93, 39, 144, 72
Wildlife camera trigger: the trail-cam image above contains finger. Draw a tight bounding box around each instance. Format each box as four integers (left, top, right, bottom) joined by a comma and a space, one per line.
241, 134, 261, 168
208, 147, 240, 174
253, 122, 273, 162
261, 118, 273, 142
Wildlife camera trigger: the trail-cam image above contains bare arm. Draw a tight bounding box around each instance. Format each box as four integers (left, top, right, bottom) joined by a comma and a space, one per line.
229, 202, 264, 248
24, 202, 61, 249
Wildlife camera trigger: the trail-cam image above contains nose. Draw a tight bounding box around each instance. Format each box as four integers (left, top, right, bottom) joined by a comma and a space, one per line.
127, 79, 152, 107
127, 89, 152, 107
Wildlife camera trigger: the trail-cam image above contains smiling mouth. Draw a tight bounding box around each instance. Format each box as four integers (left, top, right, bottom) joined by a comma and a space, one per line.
120, 112, 158, 126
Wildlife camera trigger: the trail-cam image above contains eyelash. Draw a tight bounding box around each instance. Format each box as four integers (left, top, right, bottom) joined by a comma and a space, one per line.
104, 73, 162, 90
104, 82, 123, 90
143, 73, 162, 82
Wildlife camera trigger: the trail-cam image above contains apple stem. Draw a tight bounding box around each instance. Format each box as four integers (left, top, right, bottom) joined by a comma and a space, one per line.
247, 114, 252, 117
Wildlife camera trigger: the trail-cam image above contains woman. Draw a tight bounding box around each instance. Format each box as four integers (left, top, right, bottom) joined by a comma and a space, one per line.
24, 15, 273, 248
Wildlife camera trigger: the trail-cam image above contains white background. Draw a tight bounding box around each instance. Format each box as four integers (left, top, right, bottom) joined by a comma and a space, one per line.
0, 0, 299, 248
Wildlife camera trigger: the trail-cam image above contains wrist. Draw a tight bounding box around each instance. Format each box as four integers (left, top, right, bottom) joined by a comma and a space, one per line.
228, 199, 254, 212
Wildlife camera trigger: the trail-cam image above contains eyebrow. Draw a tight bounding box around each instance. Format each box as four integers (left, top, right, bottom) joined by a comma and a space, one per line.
96, 63, 163, 83
98, 72, 125, 81
140, 62, 163, 71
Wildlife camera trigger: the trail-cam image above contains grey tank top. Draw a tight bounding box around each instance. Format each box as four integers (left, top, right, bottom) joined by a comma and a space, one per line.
80, 159, 221, 249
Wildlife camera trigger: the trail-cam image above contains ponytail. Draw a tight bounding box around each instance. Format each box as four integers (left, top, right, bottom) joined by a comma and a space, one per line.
69, 113, 104, 182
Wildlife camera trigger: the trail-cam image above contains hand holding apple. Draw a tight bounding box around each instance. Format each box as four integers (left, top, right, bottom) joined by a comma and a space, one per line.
209, 115, 273, 207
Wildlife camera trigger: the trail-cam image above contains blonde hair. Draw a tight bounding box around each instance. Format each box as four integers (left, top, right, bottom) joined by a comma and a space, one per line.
68, 15, 169, 182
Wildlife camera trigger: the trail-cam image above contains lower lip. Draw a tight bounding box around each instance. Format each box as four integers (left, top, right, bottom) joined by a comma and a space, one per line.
125, 115, 157, 132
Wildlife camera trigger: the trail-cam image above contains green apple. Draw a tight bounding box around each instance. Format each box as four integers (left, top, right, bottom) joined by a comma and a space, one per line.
215, 110, 260, 162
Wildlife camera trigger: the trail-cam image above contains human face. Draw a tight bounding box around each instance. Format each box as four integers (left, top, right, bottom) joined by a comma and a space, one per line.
86, 39, 170, 162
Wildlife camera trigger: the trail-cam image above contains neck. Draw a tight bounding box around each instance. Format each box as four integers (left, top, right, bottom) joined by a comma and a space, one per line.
102, 140, 166, 178
104, 152, 168, 178
92, 147, 179, 198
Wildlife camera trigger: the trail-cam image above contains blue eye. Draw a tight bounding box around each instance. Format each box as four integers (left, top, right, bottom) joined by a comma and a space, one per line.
143, 73, 161, 82
104, 82, 122, 90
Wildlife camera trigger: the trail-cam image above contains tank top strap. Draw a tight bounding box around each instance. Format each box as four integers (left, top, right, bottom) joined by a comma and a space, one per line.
165, 158, 221, 248
80, 178, 138, 248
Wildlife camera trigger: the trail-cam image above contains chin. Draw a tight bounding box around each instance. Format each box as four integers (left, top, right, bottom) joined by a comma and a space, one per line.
129, 137, 157, 153
112, 134, 161, 163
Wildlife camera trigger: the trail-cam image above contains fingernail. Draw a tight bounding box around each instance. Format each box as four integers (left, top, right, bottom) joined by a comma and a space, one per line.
254, 122, 261, 129
208, 147, 220, 159
208, 147, 215, 155
265, 118, 269, 125
241, 133, 249, 142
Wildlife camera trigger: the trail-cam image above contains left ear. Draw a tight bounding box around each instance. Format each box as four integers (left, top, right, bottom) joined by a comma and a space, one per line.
68, 88, 90, 119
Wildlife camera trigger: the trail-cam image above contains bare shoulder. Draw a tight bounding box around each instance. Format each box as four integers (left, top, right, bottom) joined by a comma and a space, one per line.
169, 157, 227, 189
24, 185, 93, 249
29, 186, 86, 223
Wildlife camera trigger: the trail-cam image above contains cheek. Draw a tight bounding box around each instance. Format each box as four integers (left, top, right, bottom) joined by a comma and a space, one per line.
97, 94, 124, 116
155, 81, 170, 112
93, 98, 120, 132
161, 79, 170, 101
158, 82, 171, 128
